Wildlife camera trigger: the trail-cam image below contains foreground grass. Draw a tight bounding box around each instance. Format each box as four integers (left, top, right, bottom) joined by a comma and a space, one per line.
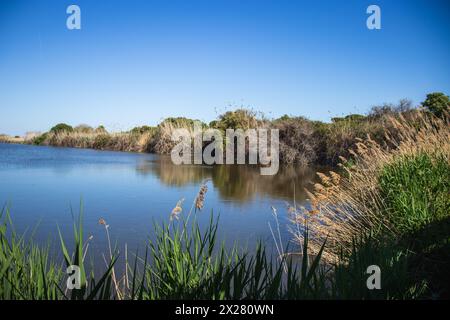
0, 200, 437, 300
1, 207, 334, 300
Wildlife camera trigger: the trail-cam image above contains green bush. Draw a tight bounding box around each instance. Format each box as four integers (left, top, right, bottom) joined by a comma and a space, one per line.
379, 153, 450, 234
32, 133, 48, 145
50, 123, 73, 134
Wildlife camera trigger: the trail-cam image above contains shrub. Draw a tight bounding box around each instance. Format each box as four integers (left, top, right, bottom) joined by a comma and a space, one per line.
50, 123, 73, 134
273, 117, 317, 166
149, 117, 202, 154
212, 109, 262, 132
32, 133, 48, 145
319, 117, 382, 165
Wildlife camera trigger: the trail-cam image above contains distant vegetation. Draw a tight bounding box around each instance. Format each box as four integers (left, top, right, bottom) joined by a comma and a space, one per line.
0, 134, 24, 144
2, 92, 449, 168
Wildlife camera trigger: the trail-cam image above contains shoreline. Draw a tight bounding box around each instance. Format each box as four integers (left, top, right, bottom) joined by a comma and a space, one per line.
0, 105, 428, 168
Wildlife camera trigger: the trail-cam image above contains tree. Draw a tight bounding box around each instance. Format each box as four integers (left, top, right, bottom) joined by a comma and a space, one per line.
50, 123, 73, 134
422, 92, 449, 118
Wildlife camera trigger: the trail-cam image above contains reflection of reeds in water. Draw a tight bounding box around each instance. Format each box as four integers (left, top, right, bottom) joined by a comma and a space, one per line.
136, 156, 209, 186
137, 156, 319, 203
150, 119, 198, 154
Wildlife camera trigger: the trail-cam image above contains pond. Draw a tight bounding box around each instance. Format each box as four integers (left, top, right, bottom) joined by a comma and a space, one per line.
0, 143, 318, 261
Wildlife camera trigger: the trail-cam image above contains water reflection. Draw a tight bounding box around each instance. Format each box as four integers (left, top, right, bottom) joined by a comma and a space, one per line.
136, 155, 318, 202
0, 143, 322, 262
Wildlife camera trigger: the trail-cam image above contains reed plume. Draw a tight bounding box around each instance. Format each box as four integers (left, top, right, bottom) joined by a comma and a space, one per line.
194, 183, 208, 212
170, 198, 184, 221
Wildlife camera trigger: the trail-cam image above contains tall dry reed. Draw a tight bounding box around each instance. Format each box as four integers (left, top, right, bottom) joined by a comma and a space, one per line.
291, 111, 450, 261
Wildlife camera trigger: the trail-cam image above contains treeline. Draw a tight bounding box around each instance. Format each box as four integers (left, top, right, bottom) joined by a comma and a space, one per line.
20, 92, 450, 166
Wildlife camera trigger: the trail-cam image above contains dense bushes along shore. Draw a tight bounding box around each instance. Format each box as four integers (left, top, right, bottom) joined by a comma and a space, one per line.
1, 92, 448, 167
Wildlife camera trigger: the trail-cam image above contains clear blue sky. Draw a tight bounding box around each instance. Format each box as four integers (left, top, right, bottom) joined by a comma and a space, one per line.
1, 0, 449, 135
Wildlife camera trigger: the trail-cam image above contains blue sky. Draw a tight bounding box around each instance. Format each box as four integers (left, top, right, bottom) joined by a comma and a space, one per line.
1, 0, 449, 135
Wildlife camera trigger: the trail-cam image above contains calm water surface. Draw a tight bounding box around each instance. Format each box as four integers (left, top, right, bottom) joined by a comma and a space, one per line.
0, 143, 317, 258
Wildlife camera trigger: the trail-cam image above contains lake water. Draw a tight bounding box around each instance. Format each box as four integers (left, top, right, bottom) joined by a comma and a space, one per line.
0, 143, 317, 260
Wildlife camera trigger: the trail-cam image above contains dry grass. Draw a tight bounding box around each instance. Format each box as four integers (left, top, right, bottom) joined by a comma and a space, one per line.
39, 130, 153, 153
150, 118, 198, 154
273, 117, 317, 166
290, 111, 450, 261
0, 134, 24, 144
29, 118, 202, 156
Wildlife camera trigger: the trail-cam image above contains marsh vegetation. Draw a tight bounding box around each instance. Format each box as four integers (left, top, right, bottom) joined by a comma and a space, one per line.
0, 96, 450, 299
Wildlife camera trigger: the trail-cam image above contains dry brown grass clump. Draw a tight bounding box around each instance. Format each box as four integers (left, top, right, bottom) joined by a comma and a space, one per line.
273, 117, 317, 167
150, 118, 198, 154
290, 111, 450, 261
0, 134, 25, 144
41, 130, 153, 153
